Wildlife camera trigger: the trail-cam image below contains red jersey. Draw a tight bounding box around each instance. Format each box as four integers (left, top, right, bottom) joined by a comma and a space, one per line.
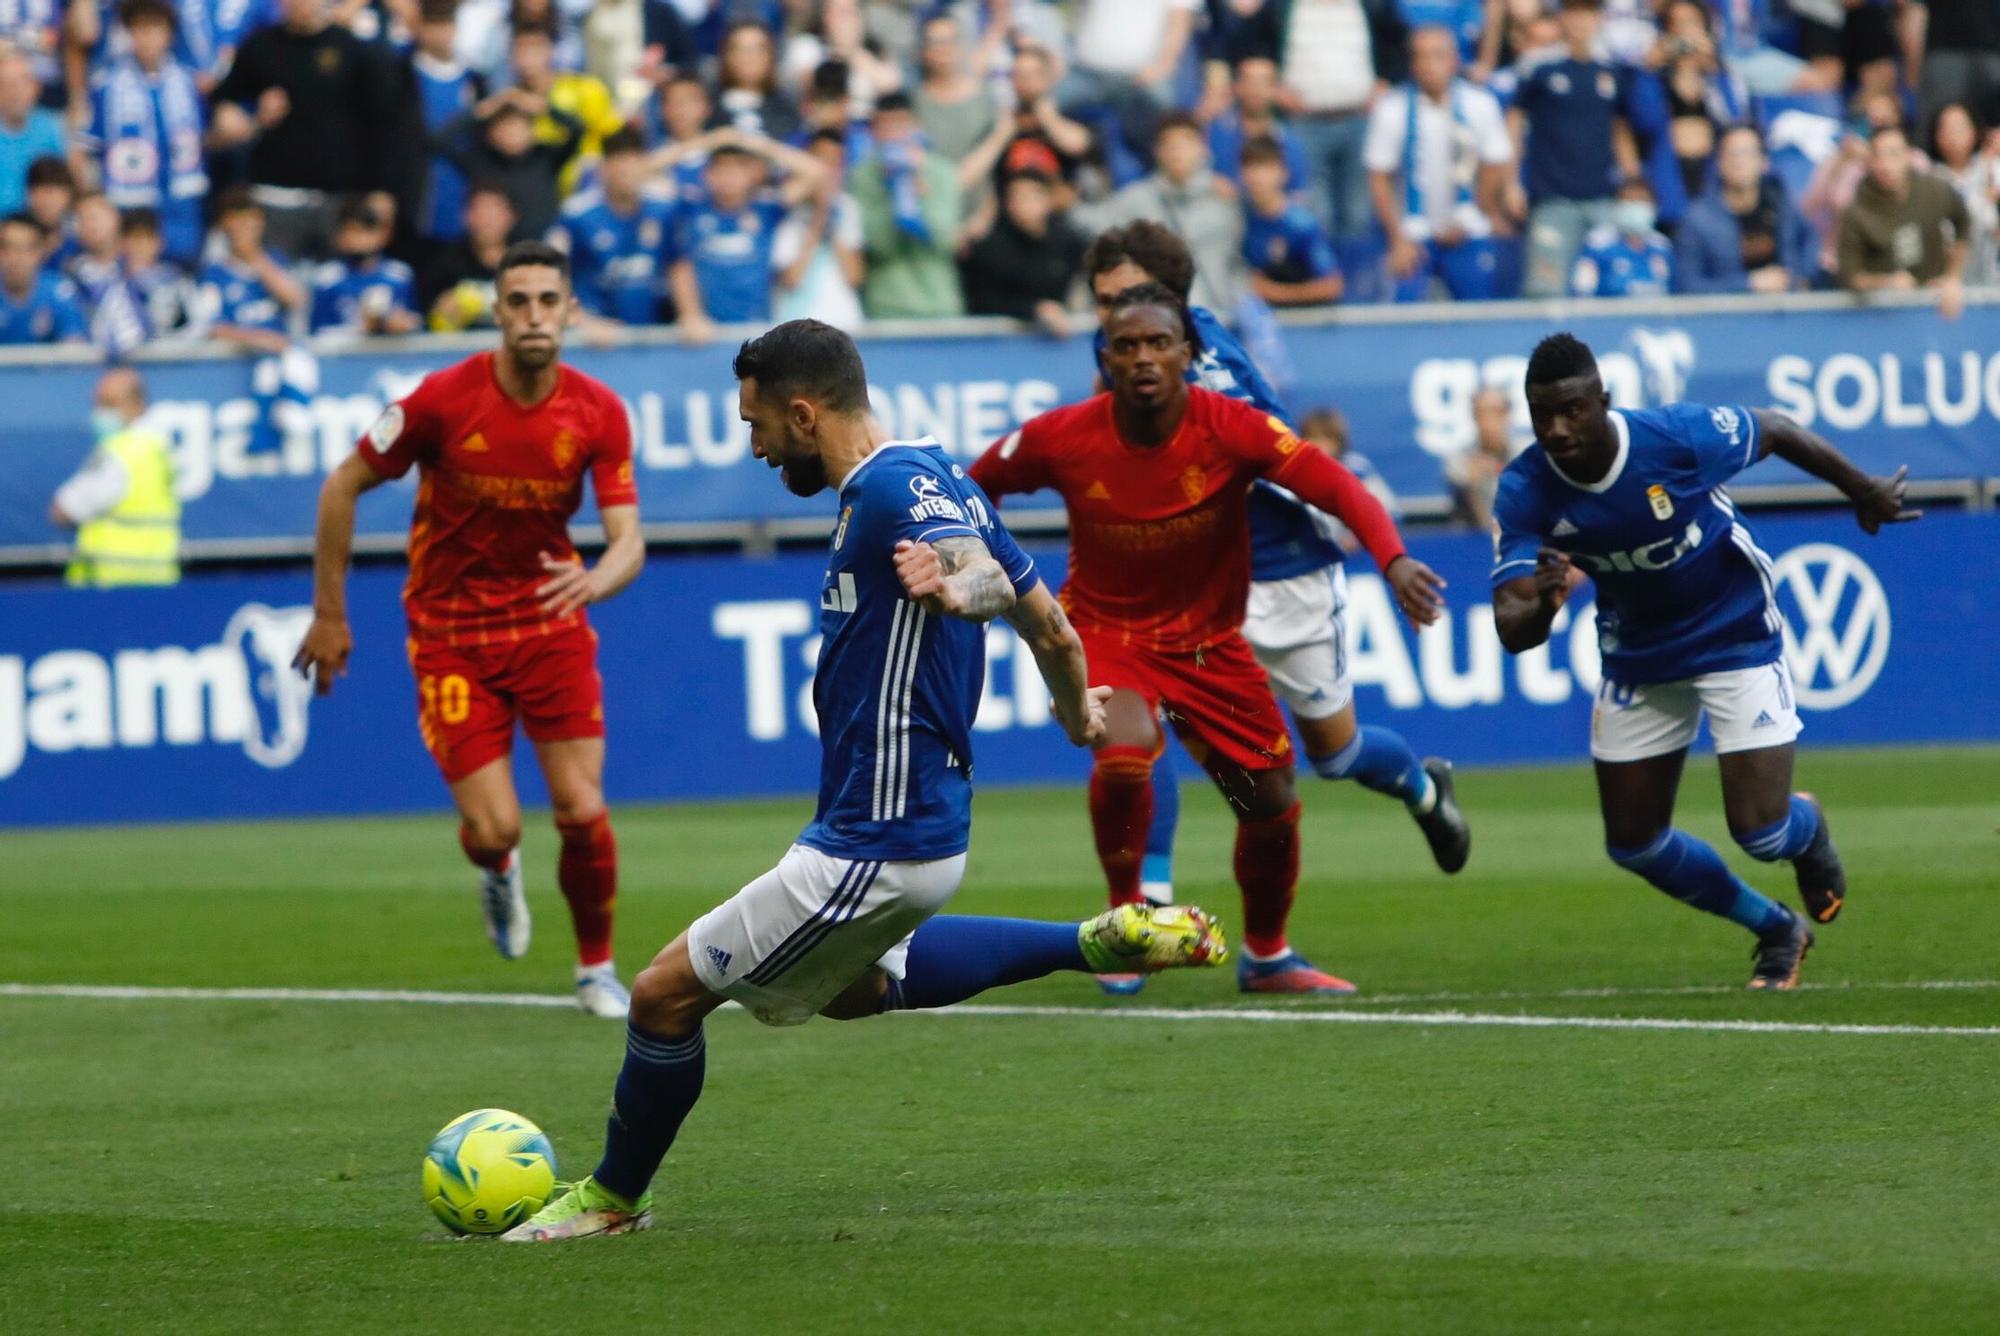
357, 352, 638, 647
971, 388, 1404, 653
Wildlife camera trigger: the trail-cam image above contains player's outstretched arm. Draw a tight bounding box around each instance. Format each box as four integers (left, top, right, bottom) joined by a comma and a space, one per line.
1492, 548, 1574, 656
1002, 580, 1109, 748
538, 504, 645, 617
1266, 445, 1447, 626
1752, 409, 1923, 535
293, 452, 388, 696
893, 536, 1016, 621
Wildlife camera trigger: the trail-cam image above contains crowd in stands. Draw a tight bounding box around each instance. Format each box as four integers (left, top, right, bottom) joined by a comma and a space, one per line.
0, 0, 1996, 353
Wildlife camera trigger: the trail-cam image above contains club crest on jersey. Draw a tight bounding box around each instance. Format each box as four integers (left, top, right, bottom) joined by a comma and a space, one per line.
1179, 465, 1207, 503
1646, 485, 1674, 520
832, 505, 852, 549
906, 473, 964, 523
550, 429, 579, 469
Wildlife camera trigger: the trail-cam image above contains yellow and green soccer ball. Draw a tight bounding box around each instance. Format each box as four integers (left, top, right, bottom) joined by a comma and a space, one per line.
421, 1109, 558, 1235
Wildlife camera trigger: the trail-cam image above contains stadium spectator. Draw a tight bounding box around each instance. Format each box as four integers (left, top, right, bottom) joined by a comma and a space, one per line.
1208, 56, 1308, 192
1904, 1, 2000, 126
1802, 91, 1925, 275
772, 126, 865, 328
711, 19, 801, 141
1927, 102, 1997, 284
648, 72, 716, 204
851, 91, 963, 319
195, 187, 305, 352
422, 180, 515, 329
1365, 22, 1512, 302
309, 195, 421, 336
209, 0, 404, 262
507, 18, 624, 198
1395, 0, 1483, 61
0, 212, 87, 343
49, 367, 180, 588
1837, 123, 1968, 320
57, 189, 146, 351
1081, 111, 1244, 315
1673, 123, 1818, 294
552, 126, 677, 326
1240, 134, 1343, 306
77, 0, 206, 265
118, 206, 195, 340
1509, 0, 1641, 298
0, 0, 65, 102
795, 58, 872, 168
24, 154, 75, 260
404, 0, 486, 248
580, 0, 696, 92
438, 87, 584, 243
912, 10, 996, 216
670, 131, 830, 339
992, 41, 1093, 208
0, 48, 64, 216
961, 167, 1086, 335
1652, 0, 1748, 206
1300, 404, 1398, 519
783, 0, 903, 116
460, 0, 585, 80
1059, 0, 1199, 170
1569, 176, 1673, 297
1443, 383, 1509, 531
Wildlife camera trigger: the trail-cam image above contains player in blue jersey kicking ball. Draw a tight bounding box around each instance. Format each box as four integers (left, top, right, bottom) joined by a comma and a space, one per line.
1493, 334, 1919, 989
504, 320, 1226, 1242
1080, 222, 1469, 998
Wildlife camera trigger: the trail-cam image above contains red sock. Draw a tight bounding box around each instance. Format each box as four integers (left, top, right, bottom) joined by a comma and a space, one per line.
458, 823, 510, 872
1089, 746, 1155, 908
555, 813, 617, 967
1236, 803, 1302, 958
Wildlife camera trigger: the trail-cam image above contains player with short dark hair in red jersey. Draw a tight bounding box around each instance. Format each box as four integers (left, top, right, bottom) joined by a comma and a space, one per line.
970, 285, 1447, 992
294, 240, 646, 1017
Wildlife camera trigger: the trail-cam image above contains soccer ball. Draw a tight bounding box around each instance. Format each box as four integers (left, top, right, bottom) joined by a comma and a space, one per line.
421, 1108, 559, 1235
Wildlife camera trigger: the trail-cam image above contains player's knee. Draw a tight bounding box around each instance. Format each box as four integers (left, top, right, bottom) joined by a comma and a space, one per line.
1236, 773, 1299, 823
819, 972, 889, 1021
462, 812, 521, 859
551, 795, 607, 831
629, 961, 705, 1034
1093, 745, 1155, 787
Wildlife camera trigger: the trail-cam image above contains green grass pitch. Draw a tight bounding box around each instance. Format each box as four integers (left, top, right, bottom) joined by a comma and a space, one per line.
4, 745, 1998, 1334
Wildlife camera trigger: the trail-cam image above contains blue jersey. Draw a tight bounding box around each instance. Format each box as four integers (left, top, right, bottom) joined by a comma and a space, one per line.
1570, 225, 1674, 297
674, 195, 785, 323
308, 255, 418, 334
414, 55, 482, 241
1512, 57, 1635, 203
1491, 403, 1782, 685
197, 254, 290, 333
554, 187, 676, 324
1242, 202, 1338, 286
0, 271, 89, 344
802, 439, 1039, 862
1091, 303, 1342, 581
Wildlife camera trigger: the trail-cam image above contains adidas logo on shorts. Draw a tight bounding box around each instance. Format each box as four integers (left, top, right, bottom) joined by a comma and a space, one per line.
1753, 710, 1775, 728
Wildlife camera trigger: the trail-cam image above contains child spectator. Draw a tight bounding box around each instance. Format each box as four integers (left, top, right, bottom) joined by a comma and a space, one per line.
310, 195, 421, 336
1569, 177, 1673, 297
851, 91, 963, 319
507, 18, 625, 198
1240, 136, 1344, 307
79, 0, 206, 264
961, 167, 1085, 335
648, 72, 717, 205
24, 155, 76, 264
407, 0, 486, 247
438, 87, 583, 242
62, 191, 123, 306
0, 48, 64, 217
0, 212, 88, 343
196, 187, 306, 351
772, 127, 865, 329
119, 206, 195, 340
670, 130, 830, 340
553, 126, 678, 326
1208, 56, 1308, 192
422, 181, 516, 329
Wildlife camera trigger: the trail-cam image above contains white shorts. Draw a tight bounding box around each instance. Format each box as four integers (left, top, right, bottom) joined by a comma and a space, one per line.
1244, 566, 1350, 721
1590, 661, 1805, 763
687, 843, 965, 1026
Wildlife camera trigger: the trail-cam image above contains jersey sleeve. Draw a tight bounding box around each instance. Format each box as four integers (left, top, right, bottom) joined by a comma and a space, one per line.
355, 372, 447, 479
967, 415, 1053, 501
962, 475, 1040, 596
589, 386, 639, 507
1223, 399, 1406, 569
1490, 471, 1543, 590
1665, 401, 1760, 488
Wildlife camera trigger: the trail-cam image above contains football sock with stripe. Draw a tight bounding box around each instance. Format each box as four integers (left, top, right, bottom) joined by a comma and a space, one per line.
1607, 829, 1793, 936
1733, 795, 1821, 863
1311, 726, 1435, 812
593, 1022, 705, 1204
1236, 802, 1303, 958
1089, 746, 1155, 908
555, 813, 618, 967
1141, 747, 1180, 899
879, 916, 1090, 1011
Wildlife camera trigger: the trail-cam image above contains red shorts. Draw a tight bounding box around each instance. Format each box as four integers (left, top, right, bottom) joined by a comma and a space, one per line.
1081, 629, 1293, 773
406, 622, 605, 783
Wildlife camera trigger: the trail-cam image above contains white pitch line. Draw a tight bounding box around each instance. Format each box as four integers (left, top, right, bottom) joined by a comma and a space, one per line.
1294, 978, 2000, 1007
1, 982, 1995, 1038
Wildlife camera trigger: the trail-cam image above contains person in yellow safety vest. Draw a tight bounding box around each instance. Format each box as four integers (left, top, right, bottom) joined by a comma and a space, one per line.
48, 366, 181, 587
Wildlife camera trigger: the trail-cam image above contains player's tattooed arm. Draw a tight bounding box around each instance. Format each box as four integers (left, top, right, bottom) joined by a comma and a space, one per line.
1003, 581, 1109, 747
1752, 409, 1923, 535
894, 535, 1018, 621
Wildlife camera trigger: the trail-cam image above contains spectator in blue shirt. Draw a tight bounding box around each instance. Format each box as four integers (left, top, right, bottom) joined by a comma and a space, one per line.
24, 154, 75, 264
553, 126, 677, 326
407, 0, 485, 245
196, 186, 306, 353
78, 0, 208, 265
1674, 123, 1818, 294
0, 212, 89, 344
669, 129, 830, 341
1239, 134, 1343, 306
310, 195, 420, 336
1507, 0, 1642, 296
119, 206, 196, 341
1569, 177, 1673, 297
0, 48, 63, 216
0, 0, 64, 103
647, 73, 719, 207
1207, 57, 1308, 193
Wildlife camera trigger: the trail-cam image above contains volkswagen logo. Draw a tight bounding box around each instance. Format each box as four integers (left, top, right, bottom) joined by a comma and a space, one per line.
1771, 544, 1891, 710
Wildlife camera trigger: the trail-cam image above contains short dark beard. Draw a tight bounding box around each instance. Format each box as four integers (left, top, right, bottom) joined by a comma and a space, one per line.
782, 451, 828, 497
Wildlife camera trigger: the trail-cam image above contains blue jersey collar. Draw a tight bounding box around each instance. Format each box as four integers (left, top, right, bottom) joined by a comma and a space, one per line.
1547, 410, 1630, 495
839, 437, 938, 494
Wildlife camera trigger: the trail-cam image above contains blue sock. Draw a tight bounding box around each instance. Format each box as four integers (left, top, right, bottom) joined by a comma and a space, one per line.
880, 916, 1088, 1011
1142, 748, 1179, 893
593, 1022, 705, 1203
1734, 795, 1821, 862
1608, 830, 1793, 936
1312, 726, 1434, 810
